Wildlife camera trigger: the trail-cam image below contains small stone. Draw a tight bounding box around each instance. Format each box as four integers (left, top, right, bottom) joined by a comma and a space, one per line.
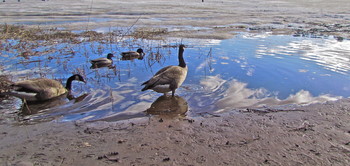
110, 152, 119, 155
188, 119, 195, 123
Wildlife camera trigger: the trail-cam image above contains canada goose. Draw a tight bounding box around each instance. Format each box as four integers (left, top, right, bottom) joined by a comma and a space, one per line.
90, 53, 114, 68
141, 45, 187, 97
121, 48, 145, 60
4, 74, 86, 102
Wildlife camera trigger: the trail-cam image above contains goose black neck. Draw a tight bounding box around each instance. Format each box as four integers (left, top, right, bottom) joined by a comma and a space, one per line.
65, 76, 75, 90
178, 46, 186, 68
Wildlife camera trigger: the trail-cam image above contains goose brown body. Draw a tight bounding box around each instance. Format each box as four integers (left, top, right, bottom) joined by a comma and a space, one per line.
5, 74, 86, 102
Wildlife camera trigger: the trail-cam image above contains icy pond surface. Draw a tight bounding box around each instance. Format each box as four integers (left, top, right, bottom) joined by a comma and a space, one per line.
1, 33, 350, 123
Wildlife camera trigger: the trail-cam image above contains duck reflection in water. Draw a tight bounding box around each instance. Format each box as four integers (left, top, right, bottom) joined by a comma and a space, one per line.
90, 63, 116, 69
145, 95, 188, 118
21, 93, 88, 115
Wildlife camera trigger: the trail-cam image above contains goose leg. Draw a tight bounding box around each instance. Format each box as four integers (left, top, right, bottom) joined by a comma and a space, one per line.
169, 81, 177, 97
171, 90, 175, 97
22, 99, 32, 115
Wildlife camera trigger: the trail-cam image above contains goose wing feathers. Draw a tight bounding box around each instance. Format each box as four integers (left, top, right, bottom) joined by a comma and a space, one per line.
154, 66, 173, 76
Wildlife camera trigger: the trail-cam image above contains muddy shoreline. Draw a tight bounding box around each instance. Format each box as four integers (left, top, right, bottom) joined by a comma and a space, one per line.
1, 99, 350, 165
1, 0, 350, 165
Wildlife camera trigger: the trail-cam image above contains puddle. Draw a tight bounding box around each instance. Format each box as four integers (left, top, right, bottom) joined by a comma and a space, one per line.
1, 33, 349, 124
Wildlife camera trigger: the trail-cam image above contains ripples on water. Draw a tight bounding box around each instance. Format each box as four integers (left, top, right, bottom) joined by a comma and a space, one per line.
1, 33, 349, 124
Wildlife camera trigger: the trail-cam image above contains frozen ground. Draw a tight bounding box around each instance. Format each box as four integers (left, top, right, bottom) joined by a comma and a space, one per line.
1, 0, 350, 39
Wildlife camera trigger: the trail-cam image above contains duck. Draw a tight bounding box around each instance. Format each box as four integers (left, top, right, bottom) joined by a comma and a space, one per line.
90, 53, 114, 68
3, 74, 86, 102
141, 45, 187, 97
121, 48, 145, 60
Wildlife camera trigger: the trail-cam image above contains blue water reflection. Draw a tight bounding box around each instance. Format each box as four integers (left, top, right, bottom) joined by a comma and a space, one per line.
1, 33, 349, 123
207, 34, 350, 99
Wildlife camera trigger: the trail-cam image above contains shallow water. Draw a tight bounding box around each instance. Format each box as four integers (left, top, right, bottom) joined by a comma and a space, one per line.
1, 33, 349, 123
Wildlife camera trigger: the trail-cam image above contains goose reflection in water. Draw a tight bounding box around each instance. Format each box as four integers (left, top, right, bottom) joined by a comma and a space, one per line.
21, 93, 88, 115
146, 95, 188, 118
91, 95, 188, 122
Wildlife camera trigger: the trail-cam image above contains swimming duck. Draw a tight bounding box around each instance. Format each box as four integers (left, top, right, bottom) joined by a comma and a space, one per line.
141, 45, 187, 97
90, 53, 114, 68
121, 48, 145, 60
4, 74, 86, 102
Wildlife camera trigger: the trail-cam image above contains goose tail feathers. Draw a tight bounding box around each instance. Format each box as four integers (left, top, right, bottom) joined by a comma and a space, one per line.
2, 91, 37, 101
141, 86, 149, 91
141, 81, 150, 91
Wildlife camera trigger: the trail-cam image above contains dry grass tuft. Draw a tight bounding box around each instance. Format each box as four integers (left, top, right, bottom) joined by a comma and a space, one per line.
0, 24, 79, 41
131, 27, 168, 39
0, 75, 13, 94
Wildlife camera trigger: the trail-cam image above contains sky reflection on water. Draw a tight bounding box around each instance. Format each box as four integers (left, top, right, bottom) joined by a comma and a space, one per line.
1, 33, 349, 123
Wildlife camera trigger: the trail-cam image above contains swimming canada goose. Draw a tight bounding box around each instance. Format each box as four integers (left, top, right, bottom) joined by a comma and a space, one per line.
121, 48, 145, 60
90, 53, 114, 68
5, 74, 86, 102
141, 45, 187, 97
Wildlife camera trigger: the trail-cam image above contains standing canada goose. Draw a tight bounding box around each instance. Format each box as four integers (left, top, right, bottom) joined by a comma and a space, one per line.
90, 53, 114, 68
141, 45, 187, 97
4, 74, 86, 102
121, 48, 145, 60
